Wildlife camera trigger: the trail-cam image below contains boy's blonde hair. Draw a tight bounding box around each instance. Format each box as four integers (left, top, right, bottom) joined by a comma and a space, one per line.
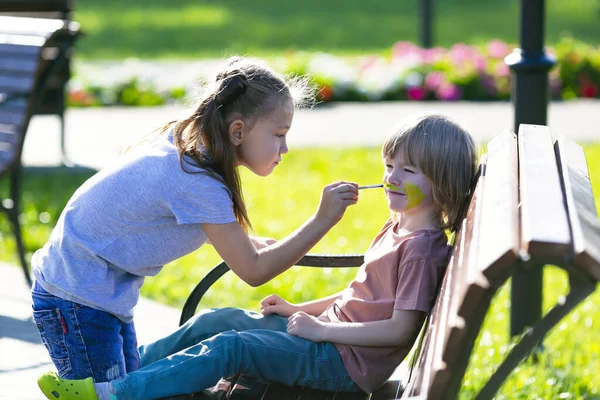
382, 114, 477, 232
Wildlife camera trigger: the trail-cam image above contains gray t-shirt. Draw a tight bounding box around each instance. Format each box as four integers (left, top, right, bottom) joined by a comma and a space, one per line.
32, 131, 236, 322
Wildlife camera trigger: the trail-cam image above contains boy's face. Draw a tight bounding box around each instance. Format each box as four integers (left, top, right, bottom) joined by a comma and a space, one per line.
382, 152, 434, 215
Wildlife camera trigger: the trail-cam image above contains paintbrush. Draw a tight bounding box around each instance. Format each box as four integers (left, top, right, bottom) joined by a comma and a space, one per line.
357, 184, 384, 190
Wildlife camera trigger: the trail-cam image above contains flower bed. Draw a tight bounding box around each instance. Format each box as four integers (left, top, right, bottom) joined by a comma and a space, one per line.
67, 38, 600, 107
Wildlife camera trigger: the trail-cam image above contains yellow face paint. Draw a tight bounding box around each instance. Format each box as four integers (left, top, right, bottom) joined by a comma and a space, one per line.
384, 183, 425, 210
405, 182, 425, 209
383, 183, 401, 191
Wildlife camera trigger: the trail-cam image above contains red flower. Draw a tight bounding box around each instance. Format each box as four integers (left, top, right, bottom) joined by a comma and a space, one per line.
318, 85, 334, 102
407, 86, 426, 101
579, 81, 598, 98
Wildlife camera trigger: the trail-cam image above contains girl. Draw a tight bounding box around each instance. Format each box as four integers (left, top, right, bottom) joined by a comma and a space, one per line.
31, 56, 359, 384
37, 113, 477, 400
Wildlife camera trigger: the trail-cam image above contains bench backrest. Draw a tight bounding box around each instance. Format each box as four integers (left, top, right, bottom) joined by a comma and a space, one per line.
0, 1, 77, 117
0, 0, 73, 18
0, 15, 77, 174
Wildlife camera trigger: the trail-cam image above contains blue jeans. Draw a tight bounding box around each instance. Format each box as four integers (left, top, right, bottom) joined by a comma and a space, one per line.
113, 307, 361, 400
31, 281, 141, 382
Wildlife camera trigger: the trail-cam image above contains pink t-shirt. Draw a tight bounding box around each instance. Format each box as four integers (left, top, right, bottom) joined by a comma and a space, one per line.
319, 219, 451, 393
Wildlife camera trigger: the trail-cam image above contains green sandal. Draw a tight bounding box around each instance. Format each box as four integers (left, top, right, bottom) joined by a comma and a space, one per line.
38, 371, 98, 400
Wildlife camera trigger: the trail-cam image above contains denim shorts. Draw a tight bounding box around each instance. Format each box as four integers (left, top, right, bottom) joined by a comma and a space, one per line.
31, 281, 141, 382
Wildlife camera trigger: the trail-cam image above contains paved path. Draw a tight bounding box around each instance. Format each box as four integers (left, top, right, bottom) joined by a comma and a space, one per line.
0, 264, 180, 399
21, 100, 600, 170
2, 99, 599, 399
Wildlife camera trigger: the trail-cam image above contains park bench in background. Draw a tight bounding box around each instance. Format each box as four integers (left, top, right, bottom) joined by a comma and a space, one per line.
0, 0, 78, 164
0, 13, 80, 285
162, 124, 599, 400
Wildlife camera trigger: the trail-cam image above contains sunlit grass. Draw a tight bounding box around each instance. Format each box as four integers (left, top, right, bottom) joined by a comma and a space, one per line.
71, 0, 600, 59
1, 143, 599, 397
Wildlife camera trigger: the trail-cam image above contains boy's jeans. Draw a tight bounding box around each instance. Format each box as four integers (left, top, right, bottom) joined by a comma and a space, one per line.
113, 307, 361, 400
31, 281, 141, 382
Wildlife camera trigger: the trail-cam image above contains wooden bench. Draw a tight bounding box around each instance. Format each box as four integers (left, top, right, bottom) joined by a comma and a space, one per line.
0, 0, 79, 164
0, 14, 80, 285
162, 125, 600, 400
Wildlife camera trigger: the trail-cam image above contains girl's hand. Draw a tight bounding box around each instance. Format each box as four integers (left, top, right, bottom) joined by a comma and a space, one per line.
316, 181, 359, 225
251, 236, 277, 250
287, 311, 327, 342
260, 294, 297, 317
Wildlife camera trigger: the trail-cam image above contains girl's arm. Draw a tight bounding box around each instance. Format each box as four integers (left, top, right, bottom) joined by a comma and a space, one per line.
205, 236, 275, 248
287, 309, 424, 347
260, 292, 343, 317
202, 182, 358, 287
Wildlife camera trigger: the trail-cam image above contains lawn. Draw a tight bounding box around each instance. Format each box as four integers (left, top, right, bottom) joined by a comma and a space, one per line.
1, 144, 599, 398
72, 0, 600, 59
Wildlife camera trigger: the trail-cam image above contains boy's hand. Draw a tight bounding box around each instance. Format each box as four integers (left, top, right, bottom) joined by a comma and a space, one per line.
316, 181, 359, 225
260, 294, 297, 317
287, 311, 327, 342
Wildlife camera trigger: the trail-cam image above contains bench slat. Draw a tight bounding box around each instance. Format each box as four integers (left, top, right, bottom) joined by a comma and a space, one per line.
296, 254, 364, 268
443, 178, 490, 368
0, 35, 46, 49
0, 121, 19, 135
555, 135, 600, 281
0, 109, 25, 126
0, 15, 66, 37
229, 375, 269, 399
404, 220, 466, 398
0, 56, 39, 74
478, 130, 520, 280
0, 147, 18, 174
261, 383, 301, 400
401, 165, 488, 399
0, 74, 35, 92
0, 94, 28, 109
370, 380, 403, 399
0, 0, 72, 13
518, 124, 571, 260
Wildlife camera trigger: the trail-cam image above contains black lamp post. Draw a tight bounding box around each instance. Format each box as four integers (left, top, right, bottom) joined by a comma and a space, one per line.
420, 0, 433, 48
505, 0, 556, 337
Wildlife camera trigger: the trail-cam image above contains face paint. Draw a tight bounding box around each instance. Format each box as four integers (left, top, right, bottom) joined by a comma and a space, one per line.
383, 183, 402, 191
405, 182, 425, 209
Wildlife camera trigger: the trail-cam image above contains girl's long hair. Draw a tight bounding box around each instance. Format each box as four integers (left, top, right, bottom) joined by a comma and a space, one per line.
161, 57, 313, 232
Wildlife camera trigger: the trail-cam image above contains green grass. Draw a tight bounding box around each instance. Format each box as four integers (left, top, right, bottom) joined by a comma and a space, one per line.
72, 0, 600, 59
1, 143, 600, 398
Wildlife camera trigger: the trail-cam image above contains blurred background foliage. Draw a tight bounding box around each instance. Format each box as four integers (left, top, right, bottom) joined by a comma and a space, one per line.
72, 0, 599, 59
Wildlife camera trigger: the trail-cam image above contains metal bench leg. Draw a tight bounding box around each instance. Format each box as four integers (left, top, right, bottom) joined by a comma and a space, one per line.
474, 275, 594, 400
8, 165, 32, 287
59, 111, 68, 166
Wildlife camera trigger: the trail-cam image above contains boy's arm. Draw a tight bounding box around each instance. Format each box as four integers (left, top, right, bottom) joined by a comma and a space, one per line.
287, 308, 424, 347
261, 292, 342, 317
295, 292, 342, 316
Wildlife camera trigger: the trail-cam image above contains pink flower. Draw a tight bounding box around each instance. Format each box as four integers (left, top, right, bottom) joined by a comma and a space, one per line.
487, 40, 510, 59
449, 44, 478, 65
392, 41, 421, 58
407, 86, 426, 101
425, 71, 445, 91
421, 47, 445, 64
437, 82, 462, 101
494, 62, 510, 78
474, 55, 487, 72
